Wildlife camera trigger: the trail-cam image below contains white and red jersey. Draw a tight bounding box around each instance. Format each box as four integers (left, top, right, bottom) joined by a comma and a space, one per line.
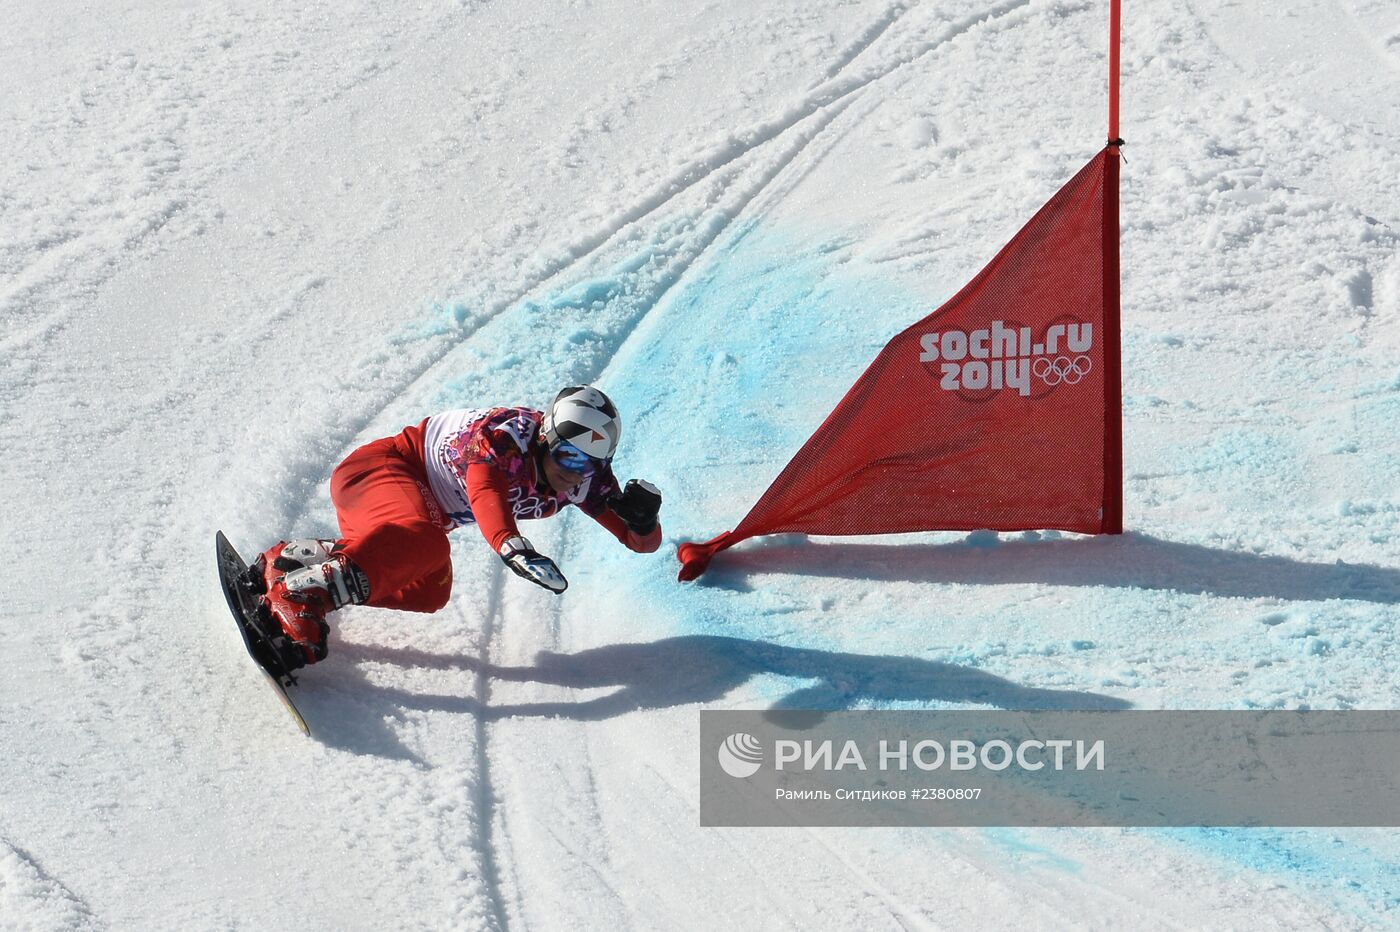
394, 407, 657, 553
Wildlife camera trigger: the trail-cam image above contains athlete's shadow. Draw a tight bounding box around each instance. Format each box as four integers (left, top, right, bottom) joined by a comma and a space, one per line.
332, 634, 1129, 728
700, 531, 1400, 604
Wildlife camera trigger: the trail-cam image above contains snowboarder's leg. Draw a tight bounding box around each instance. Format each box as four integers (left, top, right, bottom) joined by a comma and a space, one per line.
375, 564, 454, 613
253, 435, 451, 666
335, 520, 451, 612
329, 438, 454, 613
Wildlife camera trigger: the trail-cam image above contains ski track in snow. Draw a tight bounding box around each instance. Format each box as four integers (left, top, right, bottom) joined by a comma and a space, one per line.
470, 566, 510, 931
814, 2, 914, 86
0, 837, 98, 932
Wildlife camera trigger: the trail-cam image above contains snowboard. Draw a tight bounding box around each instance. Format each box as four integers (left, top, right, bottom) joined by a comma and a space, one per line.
215, 531, 311, 736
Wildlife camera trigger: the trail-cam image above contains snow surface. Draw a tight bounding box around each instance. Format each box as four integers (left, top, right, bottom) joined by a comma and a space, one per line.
3, 0, 1399, 928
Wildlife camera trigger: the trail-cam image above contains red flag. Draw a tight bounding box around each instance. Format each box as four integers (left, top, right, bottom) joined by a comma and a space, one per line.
678, 147, 1122, 581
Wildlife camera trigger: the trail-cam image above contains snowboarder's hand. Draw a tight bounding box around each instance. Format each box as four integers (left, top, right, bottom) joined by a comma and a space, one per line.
498, 535, 568, 593
608, 479, 662, 535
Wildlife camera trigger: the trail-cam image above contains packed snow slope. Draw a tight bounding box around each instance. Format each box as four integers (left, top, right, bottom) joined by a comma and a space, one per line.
4, 0, 1399, 928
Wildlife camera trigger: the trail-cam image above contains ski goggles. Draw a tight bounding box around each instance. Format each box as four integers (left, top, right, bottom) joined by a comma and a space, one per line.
550, 440, 605, 476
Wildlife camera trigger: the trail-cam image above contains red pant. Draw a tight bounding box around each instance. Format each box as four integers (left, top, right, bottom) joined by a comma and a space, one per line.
330, 435, 453, 613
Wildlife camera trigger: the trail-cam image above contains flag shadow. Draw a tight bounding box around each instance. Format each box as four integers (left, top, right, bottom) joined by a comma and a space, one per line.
337, 634, 1130, 724
698, 532, 1400, 605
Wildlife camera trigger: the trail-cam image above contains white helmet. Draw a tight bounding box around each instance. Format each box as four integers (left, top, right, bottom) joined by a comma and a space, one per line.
541, 386, 621, 461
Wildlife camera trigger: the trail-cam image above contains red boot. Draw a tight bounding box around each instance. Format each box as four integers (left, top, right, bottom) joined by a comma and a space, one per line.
253, 540, 369, 668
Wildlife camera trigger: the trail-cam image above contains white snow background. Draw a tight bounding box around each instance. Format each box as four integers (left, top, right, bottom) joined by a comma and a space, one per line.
3, 0, 1399, 928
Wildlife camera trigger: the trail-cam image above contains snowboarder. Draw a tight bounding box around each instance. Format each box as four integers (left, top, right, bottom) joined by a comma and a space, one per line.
251, 386, 663, 670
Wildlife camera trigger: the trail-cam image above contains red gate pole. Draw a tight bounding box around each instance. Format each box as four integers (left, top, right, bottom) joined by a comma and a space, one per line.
1103, 0, 1124, 533
1109, 0, 1121, 144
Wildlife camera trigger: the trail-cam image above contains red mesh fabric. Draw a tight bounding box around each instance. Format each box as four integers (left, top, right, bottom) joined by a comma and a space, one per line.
679, 148, 1122, 580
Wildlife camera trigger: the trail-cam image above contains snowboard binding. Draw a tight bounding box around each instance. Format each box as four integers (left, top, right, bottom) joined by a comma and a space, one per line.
231, 556, 302, 686
215, 532, 311, 735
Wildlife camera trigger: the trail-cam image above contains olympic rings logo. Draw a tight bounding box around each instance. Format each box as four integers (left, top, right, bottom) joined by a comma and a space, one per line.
1032, 355, 1092, 386
513, 495, 549, 520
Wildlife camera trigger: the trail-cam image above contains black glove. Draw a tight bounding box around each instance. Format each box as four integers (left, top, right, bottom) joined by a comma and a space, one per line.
498, 535, 568, 593
608, 479, 662, 535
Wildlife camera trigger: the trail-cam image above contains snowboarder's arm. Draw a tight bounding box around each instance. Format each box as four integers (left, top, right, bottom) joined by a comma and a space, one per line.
582, 479, 662, 553
466, 462, 569, 592
589, 508, 663, 553
465, 461, 519, 551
